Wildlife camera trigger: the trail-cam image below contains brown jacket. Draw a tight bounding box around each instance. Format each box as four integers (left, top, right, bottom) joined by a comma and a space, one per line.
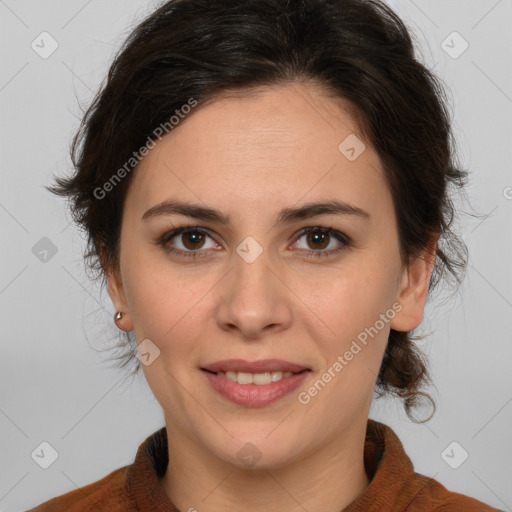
28, 419, 502, 511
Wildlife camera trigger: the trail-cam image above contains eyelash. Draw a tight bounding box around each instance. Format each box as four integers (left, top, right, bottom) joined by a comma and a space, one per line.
156, 225, 351, 260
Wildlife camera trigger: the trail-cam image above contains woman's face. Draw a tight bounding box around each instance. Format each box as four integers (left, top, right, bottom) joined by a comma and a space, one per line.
107, 82, 433, 469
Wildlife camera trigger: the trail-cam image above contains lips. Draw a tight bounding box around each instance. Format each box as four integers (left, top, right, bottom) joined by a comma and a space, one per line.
201, 359, 309, 374
201, 366, 311, 407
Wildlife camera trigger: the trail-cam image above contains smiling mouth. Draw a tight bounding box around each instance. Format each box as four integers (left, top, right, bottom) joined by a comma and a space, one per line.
202, 369, 309, 385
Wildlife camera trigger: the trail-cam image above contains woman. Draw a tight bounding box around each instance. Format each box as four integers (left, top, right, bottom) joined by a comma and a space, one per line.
29, 0, 501, 510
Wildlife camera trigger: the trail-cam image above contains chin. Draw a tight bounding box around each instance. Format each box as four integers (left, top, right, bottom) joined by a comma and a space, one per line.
211, 434, 302, 471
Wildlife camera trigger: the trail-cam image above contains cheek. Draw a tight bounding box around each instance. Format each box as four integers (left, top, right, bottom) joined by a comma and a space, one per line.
122, 256, 217, 351
302, 262, 394, 329
297, 263, 395, 371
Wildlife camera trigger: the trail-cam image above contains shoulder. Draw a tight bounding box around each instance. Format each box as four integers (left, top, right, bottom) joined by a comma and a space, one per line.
405, 472, 503, 511
362, 419, 502, 512
27, 426, 169, 511
26, 465, 137, 512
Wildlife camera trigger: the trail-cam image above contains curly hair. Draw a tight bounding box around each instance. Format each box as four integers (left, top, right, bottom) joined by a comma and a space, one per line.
49, 0, 469, 423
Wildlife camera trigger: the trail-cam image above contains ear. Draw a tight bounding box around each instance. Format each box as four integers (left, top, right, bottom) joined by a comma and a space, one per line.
100, 249, 134, 331
390, 235, 438, 332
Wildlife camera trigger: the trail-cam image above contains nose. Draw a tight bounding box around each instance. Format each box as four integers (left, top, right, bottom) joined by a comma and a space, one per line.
214, 246, 293, 340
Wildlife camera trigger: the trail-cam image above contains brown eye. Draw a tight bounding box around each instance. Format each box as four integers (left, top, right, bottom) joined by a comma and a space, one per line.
159, 227, 219, 258
305, 230, 330, 250
294, 226, 351, 258
180, 230, 207, 250
158, 225, 350, 260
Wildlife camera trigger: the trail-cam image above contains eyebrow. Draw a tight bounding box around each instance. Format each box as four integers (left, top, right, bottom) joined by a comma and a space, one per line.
142, 199, 371, 226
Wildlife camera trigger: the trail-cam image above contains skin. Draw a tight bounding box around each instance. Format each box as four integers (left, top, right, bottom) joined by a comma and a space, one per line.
105, 82, 437, 512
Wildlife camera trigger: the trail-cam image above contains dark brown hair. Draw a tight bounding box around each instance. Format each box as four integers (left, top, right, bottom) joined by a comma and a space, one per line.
49, 0, 469, 422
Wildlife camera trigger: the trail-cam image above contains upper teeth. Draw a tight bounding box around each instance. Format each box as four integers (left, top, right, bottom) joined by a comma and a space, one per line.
217, 371, 294, 385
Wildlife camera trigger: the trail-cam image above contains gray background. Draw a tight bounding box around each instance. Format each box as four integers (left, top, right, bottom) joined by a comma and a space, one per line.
0, 0, 511, 510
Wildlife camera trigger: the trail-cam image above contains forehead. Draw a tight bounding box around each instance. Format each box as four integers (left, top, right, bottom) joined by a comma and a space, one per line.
126, 82, 391, 223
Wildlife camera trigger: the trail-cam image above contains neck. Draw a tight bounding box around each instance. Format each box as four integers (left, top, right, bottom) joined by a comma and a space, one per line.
159, 418, 370, 512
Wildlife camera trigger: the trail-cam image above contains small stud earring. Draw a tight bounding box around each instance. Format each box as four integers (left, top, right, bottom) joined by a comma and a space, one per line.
114, 311, 123, 325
